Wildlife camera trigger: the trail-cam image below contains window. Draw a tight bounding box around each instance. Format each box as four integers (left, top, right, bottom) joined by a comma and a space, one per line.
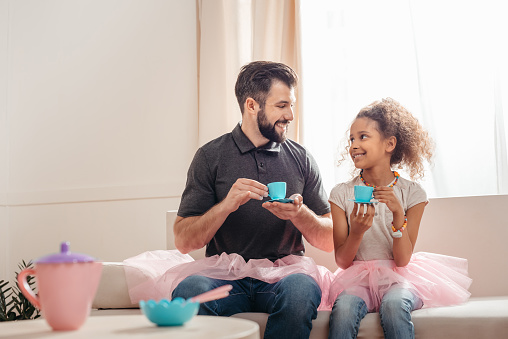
300, 0, 508, 198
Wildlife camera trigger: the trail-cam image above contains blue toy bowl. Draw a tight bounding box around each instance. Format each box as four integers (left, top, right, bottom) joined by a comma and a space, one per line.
139, 298, 199, 326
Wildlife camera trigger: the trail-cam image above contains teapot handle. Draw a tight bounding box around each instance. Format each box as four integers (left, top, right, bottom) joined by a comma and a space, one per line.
17, 269, 41, 309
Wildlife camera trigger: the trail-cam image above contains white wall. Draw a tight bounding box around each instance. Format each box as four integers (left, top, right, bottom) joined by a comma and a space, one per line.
1, 0, 198, 281
1, 0, 10, 280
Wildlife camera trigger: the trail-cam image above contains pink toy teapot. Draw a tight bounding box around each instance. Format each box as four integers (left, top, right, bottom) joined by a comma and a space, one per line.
17, 241, 102, 331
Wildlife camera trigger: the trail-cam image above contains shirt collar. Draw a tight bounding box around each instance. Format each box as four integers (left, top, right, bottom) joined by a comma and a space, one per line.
232, 123, 281, 154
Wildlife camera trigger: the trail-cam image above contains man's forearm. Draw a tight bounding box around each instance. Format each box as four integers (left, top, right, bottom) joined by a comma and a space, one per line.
173, 201, 230, 254
291, 207, 334, 252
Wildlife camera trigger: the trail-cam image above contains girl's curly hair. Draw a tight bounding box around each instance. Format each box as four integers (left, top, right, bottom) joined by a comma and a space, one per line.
342, 98, 434, 180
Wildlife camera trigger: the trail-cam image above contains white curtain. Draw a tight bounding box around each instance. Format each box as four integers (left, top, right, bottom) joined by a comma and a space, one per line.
299, 0, 508, 198
197, 0, 302, 146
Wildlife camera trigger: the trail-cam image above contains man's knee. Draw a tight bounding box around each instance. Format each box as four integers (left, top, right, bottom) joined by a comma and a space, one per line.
172, 275, 213, 299
276, 274, 321, 311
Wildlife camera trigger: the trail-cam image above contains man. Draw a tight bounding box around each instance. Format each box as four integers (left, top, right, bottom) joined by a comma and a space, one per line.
173, 61, 333, 339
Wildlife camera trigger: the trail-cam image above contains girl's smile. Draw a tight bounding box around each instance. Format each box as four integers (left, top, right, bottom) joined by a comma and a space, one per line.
352, 153, 365, 164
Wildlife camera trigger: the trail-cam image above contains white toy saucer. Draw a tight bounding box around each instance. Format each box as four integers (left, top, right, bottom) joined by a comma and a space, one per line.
348, 199, 379, 204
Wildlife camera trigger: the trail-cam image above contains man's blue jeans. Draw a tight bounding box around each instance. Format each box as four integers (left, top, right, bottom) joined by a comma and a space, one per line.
328, 286, 423, 339
172, 273, 321, 339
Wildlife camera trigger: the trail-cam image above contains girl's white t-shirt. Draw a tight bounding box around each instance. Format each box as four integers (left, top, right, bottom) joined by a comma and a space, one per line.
328, 176, 428, 261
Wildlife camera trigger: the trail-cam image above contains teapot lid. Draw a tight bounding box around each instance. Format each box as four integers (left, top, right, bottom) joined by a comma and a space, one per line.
35, 242, 97, 263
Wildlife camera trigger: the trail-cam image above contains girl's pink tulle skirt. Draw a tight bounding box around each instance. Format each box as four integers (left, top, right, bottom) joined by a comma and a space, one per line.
123, 251, 471, 311
328, 252, 472, 312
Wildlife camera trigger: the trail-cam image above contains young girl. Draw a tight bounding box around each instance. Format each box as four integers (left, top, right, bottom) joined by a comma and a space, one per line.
328, 98, 471, 339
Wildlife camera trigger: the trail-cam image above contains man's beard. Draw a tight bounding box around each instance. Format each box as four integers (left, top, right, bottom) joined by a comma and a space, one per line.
257, 108, 289, 144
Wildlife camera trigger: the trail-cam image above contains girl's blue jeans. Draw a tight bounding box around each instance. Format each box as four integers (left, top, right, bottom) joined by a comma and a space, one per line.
328, 286, 423, 339
172, 273, 321, 339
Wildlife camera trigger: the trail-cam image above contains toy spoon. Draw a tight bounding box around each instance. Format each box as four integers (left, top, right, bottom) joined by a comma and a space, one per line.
188, 284, 233, 303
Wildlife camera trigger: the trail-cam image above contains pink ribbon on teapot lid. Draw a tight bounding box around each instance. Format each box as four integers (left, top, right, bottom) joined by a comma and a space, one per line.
35, 241, 97, 264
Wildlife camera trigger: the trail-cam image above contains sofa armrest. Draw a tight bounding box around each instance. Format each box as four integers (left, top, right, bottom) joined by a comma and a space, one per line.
92, 262, 137, 309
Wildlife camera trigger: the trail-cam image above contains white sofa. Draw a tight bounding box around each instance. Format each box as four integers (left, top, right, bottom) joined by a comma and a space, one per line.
92, 195, 508, 338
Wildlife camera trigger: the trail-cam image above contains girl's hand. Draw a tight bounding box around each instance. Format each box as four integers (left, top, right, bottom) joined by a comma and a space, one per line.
373, 186, 404, 216
349, 202, 375, 236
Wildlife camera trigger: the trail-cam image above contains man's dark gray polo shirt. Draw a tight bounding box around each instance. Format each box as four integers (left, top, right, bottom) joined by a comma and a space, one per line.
178, 123, 330, 261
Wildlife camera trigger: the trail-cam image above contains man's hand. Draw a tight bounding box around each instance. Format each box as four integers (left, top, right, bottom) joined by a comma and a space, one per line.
262, 194, 304, 220
263, 194, 334, 252
222, 178, 269, 214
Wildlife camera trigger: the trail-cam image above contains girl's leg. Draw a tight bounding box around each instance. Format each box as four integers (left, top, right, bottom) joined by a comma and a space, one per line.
379, 286, 423, 339
328, 291, 368, 339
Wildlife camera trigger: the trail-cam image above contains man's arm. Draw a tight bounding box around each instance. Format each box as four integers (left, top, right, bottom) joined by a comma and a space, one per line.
293, 208, 334, 252
262, 195, 334, 252
174, 178, 269, 253
173, 201, 230, 254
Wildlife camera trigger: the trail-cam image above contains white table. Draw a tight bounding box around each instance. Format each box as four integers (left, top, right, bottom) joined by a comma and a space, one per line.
0, 313, 260, 339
